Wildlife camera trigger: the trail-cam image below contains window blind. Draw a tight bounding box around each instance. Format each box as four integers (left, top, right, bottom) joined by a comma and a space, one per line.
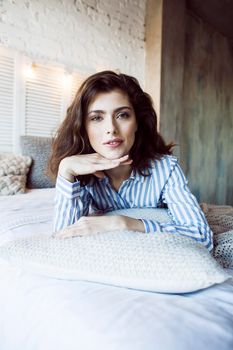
0, 52, 15, 153
70, 72, 86, 104
24, 64, 64, 138
0, 48, 92, 153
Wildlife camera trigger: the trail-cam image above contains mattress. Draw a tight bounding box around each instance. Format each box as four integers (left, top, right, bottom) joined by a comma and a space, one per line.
0, 189, 232, 350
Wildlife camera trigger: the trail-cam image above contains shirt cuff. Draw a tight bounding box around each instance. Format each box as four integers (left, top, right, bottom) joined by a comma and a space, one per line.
55, 174, 84, 199
141, 219, 161, 233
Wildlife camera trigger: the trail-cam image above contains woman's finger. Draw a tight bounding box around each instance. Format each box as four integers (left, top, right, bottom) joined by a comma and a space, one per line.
89, 159, 132, 174
93, 154, 129, 165
94, 161, 121, 171
54, 229, 79, 239
94, 171, 105, 178
121, 159, 133, 165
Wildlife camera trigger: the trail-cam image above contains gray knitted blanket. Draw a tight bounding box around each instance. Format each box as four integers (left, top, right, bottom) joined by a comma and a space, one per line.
200, 203, 233, 268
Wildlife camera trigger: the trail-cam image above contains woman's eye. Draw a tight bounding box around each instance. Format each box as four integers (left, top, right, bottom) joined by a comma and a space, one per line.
90, 115, 103, 122
117, 112, 129, 119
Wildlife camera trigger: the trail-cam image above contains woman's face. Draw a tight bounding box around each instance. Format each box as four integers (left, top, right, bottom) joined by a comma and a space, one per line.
85, 89, 137, 160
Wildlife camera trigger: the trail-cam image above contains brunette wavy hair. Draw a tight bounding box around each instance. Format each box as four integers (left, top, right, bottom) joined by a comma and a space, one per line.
48, 70, 175, 184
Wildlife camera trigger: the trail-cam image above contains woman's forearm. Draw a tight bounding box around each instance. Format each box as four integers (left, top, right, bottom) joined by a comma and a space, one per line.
58, 158, 75, 182
54, 215, 146, 238
120, 216, 145, 232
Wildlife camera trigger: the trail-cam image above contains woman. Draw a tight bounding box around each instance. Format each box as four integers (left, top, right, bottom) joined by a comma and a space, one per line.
48, 70, 213, 251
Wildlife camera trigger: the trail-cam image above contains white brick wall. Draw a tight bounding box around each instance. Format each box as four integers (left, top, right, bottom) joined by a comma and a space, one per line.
0, 0, 146, 85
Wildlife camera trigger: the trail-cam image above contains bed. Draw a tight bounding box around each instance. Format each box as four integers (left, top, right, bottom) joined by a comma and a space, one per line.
0, 136, 233, 350
0, 187, 233, 350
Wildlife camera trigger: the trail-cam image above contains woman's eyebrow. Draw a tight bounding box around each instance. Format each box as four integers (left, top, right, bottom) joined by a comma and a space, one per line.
87, 109, 105, 115
114, 106, 132, 113
87, 106, 132, 115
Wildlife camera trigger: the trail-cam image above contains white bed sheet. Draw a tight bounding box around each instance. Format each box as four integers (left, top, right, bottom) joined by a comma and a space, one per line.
0, 188, 54, 245
0, 189, 233, 350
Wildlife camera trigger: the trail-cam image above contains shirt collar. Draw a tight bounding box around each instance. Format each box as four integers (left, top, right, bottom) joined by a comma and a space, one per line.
94, 165, 153, 185
129, 167, 152, 183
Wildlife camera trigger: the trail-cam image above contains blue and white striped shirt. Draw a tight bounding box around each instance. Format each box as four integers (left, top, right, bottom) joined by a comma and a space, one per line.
54, 155, 213, 251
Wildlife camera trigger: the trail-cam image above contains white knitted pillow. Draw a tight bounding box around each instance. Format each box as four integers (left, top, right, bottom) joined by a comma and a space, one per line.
0, 154, 31, 195
0, 226, 230, 293
104, 207, 171, 222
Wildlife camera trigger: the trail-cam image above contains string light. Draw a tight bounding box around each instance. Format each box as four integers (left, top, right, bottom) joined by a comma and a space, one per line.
63, 72, 73, 86
24, 62, 36, 78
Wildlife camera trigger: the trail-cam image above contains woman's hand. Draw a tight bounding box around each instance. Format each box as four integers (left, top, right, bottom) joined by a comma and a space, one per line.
54, 215, 125, 238
58, 153, 132, 182
53, 215, 145, 239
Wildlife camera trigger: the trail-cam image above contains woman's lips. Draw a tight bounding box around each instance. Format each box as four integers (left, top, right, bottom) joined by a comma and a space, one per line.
103, 139, 123, 148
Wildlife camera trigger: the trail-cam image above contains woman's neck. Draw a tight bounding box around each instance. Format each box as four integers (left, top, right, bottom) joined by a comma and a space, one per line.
104, 164, 132, 191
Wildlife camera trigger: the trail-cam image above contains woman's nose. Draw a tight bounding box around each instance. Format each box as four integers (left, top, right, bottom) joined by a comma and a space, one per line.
106, 129, 117, 135
105, 119, 118, 134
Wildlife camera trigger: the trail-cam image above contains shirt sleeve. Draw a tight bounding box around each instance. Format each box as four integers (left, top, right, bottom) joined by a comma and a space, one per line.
53, 174, 92, 232
141, 161, 213, 252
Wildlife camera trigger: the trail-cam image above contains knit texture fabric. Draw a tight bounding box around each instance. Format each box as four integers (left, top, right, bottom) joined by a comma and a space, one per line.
0, 155, 31, 195
20, 136, 54, 189
201, 203, 233, 268
0, 231, 230, 293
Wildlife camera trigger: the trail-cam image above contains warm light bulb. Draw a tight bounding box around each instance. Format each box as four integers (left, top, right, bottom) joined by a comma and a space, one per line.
24, 62, 36, 78
63, 73, 73, 86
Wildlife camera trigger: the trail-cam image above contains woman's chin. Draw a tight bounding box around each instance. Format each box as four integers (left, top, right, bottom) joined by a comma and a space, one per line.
102, 152, 126, 160
98, 149, 126, 160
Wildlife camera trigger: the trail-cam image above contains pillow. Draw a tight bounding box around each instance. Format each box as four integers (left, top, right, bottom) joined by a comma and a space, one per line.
214, 230, 233, 268
0, 175, 27, 195
0, 154, 32, 195
200, 203, 233, 234
20, 135, 54, 189
0, 208, 230, 293
104, 207, 171, 222
200, 203, 233, 268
